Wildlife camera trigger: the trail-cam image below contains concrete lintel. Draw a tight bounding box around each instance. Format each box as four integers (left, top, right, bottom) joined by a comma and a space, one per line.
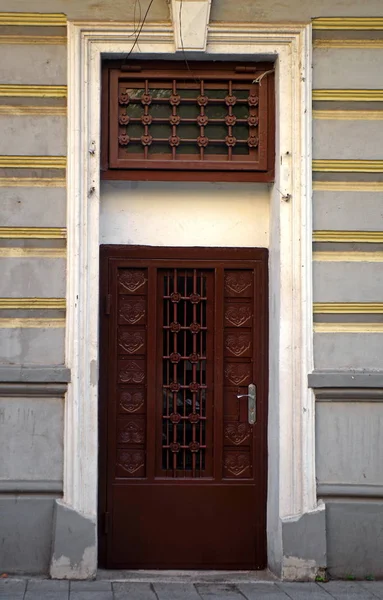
308, 370, 383, 388
281, 505, 327, 581
171, 0, 212, 51
0, 382, 68, 396
314, 388, 383, 401
50, 500, 97, 580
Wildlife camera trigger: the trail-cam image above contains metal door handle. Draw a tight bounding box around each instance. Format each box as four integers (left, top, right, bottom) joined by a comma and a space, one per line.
237, 383, 256, 425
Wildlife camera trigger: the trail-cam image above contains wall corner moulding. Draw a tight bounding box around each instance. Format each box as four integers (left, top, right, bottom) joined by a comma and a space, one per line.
66, 19, 313, 579
170, 0, 212, 51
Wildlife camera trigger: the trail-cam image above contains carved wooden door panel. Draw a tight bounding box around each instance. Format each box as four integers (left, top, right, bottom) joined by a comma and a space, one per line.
99, 247, 268, 569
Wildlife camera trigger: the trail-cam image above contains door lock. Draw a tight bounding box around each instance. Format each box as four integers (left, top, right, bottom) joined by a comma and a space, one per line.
237, 383, 256, 425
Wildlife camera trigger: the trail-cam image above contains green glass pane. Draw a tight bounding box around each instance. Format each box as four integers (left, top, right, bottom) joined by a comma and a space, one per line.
233, 125, 249, 140
123, 143, 144, 155
232, 145, 250, 156
204, 144, 228, 156
148, 143, 172, 156
233, 89, 249, 99
206, 89, 228, 99
205, 105, 227, 120
180, 89, 200, 99
205, 124, 227, 140
149, 88, 172, 99
180, 143, 199, 155
178, 105, 199, 119
126, 104, 144, 118
124, 87, 144, 99
126, 124, 144, 138
177, 124, 200, 139
150, 103, 172, 119
233, 105, 249, 119
150, 124, 172, 139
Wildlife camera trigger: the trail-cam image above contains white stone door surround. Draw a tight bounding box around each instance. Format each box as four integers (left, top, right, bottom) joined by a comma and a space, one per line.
65, 15, 318, 578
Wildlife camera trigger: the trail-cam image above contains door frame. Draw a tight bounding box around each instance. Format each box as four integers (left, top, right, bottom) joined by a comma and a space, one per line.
64, 19, 316, 578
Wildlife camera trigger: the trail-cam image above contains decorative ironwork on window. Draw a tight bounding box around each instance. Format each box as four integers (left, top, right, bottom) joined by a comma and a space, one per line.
104, 61, 275, 181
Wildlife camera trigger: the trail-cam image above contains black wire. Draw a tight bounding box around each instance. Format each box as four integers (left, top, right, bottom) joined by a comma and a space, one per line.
124, 0, 156, 62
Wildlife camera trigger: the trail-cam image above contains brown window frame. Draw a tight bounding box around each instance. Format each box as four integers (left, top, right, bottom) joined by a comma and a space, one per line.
101, 60, 275, 183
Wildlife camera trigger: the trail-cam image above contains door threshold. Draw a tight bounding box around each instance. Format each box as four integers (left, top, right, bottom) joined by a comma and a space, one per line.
96, 569, 277, 583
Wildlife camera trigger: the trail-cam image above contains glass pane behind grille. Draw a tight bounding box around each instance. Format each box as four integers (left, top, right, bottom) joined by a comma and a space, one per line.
160, 269, 211, 477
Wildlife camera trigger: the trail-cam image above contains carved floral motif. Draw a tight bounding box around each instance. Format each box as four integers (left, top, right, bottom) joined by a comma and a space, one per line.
225, 333, 251, 357
225, 305, 252, 327
118, 419, 145, 444
120, 390, 145, 413
119, 361, 145, 384
224, 451, 251, 476
224, 272, 252, 295
119, 299, 146, 325
118, 450, 145, 475
119, 270, 147, 293
224, 363, 251, 386
118, 331, 145, 354
224, 422, 251, 445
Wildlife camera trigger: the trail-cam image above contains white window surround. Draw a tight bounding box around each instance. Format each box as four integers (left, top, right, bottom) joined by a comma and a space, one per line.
65, 19, 316, 569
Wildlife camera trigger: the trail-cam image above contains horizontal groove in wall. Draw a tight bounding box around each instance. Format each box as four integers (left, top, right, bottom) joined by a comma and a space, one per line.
0, 248, 66, 258
0, 106, 66, 116
314, 322, 383, 333
0, 85, 67, 98
309, 371, 383, 389
0, 13, 67, 26
313, 160, 383, 173
0, 156, 66, 169
0, 480, 63, 493
317, 483, 383, 498
312, 18, 383, 30
0, 35, 66, 44
315, 388, 383, 400
313, 110, 383, 120
313, 181, 383, 191
0, 317, 65, 328
313, 251, 383, 262
313, 231, 383, 243
0, 298, 65, 309
0, 366, 70, 384
313, 39, 383, 48
312, 90, 383, 102
314, 303, 383, 314
0, 227, 66, 239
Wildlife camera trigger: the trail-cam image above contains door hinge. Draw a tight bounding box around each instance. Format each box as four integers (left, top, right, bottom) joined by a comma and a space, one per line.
105, 294, 112, 315
104, 512, 110, 534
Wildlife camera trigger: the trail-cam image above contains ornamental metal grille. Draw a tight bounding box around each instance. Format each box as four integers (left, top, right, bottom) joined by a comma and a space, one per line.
160, 268, 213, 477
105, 62, 275, 179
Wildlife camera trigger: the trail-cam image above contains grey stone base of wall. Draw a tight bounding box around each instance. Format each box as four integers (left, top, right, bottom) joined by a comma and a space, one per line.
325, 499, 383, 579
50, 500, 97, 579
281, 505, 327, 581
0, 496, 57, 574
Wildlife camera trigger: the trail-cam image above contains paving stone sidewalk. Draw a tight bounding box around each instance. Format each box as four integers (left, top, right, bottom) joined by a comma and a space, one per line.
1, 579, 383, 600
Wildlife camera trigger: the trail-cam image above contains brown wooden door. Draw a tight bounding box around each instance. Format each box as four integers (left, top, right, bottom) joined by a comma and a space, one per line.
99, 246, 268, 569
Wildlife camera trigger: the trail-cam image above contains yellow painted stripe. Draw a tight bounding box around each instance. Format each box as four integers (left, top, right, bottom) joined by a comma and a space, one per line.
314, 303, 383, 314
0, 85, 67, 98
314, 323, 383, 333
0, 35, 66, 45
314, 251, 383, 262
0, 156, 66, 169
313, 90, 383, 102
313, 110, 383, 120
0, 227, 66, 239
313, 160, 383, 173
0, 298, 65, 309
0, 248, 65, 258
313, 181, 383, 192
0, 106, 66, 116
313, 231, 383, 243
0, 177, 65, 187
312, 18, 383, 30
314, 39, 383, 48
0, 13, 66, 26
0, 317, 65, 328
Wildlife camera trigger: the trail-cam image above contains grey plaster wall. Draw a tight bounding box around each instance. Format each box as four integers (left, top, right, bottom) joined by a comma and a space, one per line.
314, 333, 383, 370
0, 327, 65, 365
0, 115, 66, 156
0, 46, 66, 85
316, 401, 383, 488
2, 186, 66, 227
0, 495, 57, 574
325, 501, 383, 578
313, 262, 383, 302
313, 191, 383, 231
313, 120, 383, 161
0, 396, 63, 486
0, 257, 66, 297
313, 49, 383, 90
